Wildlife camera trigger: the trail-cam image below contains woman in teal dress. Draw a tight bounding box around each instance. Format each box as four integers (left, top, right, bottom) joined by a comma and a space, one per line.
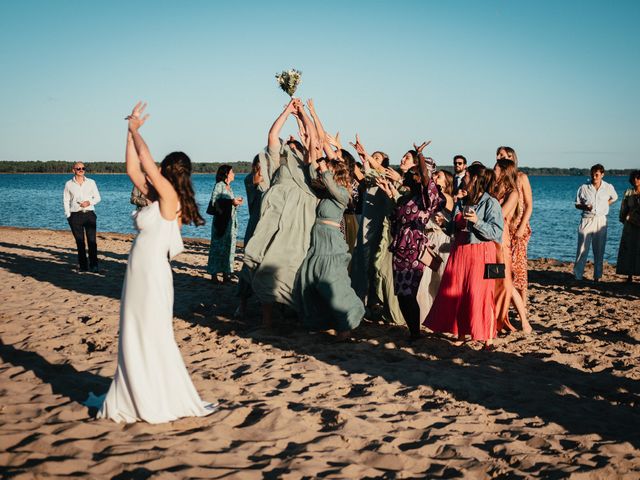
298, 159, 365, 338
207, 165, 243, 283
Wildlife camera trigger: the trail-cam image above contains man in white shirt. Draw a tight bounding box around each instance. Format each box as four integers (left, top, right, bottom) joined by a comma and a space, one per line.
574, 163, 618, 282
452, 154, 467, 194
63, 162, 101, 272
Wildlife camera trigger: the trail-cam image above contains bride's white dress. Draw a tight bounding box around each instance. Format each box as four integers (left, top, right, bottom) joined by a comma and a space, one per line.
97, 201, 215, 423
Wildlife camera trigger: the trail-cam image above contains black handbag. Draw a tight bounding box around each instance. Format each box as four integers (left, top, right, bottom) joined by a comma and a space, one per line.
484, 263, 505, 279
206, 199, 216, 215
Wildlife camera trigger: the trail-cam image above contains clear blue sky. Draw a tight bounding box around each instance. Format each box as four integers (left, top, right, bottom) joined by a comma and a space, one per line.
1, 0, 638, 168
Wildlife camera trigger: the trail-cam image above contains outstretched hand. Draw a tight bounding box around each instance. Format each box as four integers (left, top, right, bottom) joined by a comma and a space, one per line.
349, 134, 367, 159
306, 98, 315, 114
285, 97, 299, 114
126, 102, 149, 132
413, 141, 431, 154
326, 131, 342, 150
384, 167, 402, 183
375, 177, 393, 198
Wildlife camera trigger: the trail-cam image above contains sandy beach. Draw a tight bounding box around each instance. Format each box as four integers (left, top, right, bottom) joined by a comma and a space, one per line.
0, 226, 638, 479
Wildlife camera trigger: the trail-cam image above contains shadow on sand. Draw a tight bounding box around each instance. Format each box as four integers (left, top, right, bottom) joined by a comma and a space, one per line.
0, 242, 638, 456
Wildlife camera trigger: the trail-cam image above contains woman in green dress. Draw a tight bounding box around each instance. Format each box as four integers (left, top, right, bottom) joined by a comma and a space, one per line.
207, 165, 243, 283
240, 99, 318, 325
298, 158, 365, 338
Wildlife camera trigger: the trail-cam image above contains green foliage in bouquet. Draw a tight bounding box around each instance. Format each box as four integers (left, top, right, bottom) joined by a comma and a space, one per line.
275, 69, 302, 97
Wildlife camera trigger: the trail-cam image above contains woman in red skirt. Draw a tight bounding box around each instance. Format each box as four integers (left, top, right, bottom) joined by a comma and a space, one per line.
424, 163, 504, 349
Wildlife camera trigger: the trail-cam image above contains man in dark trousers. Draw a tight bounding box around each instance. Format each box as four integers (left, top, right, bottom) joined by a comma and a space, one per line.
63, 162, 101, 272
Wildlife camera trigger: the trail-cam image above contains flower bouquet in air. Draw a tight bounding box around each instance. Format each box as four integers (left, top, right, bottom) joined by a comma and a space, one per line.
275, 68, 302, 97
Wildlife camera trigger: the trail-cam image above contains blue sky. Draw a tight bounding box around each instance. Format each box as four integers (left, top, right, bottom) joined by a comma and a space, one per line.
0, 0, 638, 168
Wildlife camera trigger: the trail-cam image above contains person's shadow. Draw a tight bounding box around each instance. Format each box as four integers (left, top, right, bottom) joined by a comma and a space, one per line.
0, 241, 638, 452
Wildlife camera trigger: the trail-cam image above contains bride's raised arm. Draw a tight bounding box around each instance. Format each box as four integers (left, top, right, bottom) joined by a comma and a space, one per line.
127, 102, 179, 214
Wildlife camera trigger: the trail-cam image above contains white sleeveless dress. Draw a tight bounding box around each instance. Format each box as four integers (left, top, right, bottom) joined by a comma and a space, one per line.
97, 201, 216, 423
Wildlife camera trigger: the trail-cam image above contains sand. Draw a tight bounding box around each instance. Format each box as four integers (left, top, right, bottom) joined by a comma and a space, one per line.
0, 226, 638, 479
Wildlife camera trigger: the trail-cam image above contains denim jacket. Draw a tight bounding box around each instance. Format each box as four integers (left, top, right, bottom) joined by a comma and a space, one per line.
449, 192, 504, 244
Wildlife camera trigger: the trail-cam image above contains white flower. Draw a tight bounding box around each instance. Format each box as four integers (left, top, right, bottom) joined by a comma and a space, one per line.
275, 68, 302, 97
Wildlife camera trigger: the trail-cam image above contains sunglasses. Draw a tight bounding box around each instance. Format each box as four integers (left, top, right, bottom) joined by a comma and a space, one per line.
454, 162, 464, 166
74, 167, 85, 171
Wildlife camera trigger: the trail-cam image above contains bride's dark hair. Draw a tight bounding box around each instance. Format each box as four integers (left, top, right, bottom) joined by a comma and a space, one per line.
159, 151, 204, 226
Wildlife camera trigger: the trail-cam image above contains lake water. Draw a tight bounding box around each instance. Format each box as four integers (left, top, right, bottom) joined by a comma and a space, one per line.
0, 173, 630, 264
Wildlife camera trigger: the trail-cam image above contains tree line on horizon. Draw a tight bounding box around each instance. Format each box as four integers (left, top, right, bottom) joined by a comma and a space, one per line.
0, 160, 634, 177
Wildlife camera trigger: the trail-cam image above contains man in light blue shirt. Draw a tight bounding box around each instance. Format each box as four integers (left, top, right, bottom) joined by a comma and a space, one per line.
573, 163, 618, 281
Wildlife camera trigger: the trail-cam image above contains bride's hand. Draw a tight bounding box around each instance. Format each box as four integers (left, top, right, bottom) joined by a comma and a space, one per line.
126, 101, 149, 132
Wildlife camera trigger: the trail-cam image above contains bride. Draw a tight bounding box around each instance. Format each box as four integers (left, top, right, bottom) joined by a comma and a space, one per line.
97, 102, 216, 423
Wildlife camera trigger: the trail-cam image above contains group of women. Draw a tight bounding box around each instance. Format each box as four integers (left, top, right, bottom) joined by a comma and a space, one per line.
94, 100, 636, 426
207, 98, 537, 350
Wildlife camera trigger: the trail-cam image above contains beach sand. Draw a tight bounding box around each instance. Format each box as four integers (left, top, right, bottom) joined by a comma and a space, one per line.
0, 226, 638, 479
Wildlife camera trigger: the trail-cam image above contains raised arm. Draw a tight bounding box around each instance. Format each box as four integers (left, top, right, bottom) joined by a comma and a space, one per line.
126, 130, 147, 195
268, 98, 296, 153
295, 100, 321, 167
292, 111, 310, 150
307, 99, 337, 160
414, 141, 434, 187
127, 102, 179, 219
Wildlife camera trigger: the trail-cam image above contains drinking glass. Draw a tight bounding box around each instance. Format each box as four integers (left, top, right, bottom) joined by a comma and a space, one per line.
461, 205, 476, 232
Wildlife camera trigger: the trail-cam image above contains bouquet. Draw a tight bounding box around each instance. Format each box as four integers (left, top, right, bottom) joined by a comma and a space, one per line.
275, 69, 302, 97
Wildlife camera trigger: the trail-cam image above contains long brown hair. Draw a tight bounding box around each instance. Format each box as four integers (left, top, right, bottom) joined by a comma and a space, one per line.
328, 159, 352, 189
437, 170, 454, 197
465, 163, 496, 205
160, 152, 204, 226
493, 159, 518, 200
494, 159, 522, 224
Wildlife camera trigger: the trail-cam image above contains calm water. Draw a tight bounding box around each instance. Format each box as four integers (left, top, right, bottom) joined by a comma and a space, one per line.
0, 174, 629, 264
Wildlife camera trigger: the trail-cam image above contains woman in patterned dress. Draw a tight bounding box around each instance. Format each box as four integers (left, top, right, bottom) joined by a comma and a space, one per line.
497, 146, 533, 309
492, 159, 531, 334
378, 144, 442, 340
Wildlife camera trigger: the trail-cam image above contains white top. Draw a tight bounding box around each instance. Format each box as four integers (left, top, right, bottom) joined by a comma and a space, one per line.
575, 180, 618, 217
63, 177, 101, 218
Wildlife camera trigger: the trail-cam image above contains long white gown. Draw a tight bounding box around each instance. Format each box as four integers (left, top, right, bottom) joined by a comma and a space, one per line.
97, 201, 216, 423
